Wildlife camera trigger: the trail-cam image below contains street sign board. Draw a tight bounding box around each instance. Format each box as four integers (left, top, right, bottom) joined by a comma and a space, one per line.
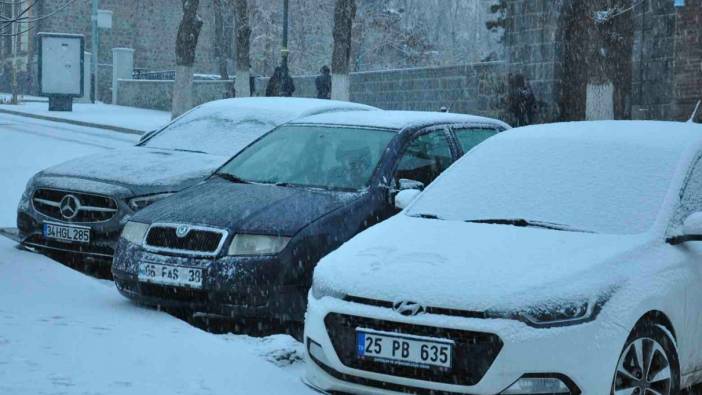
38, 33, 84, 97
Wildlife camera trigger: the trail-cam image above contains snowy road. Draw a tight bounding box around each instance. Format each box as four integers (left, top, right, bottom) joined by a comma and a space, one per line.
0, 116, 314, 395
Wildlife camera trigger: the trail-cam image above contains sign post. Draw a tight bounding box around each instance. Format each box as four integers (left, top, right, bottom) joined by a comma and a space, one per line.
38, 33, 85, 111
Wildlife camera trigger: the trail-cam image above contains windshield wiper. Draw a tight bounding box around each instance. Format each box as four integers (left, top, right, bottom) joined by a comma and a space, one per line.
215, 173, 251, 184
409, 213, 442, 220
464, 218, 591, 233
173, 148, 207, 154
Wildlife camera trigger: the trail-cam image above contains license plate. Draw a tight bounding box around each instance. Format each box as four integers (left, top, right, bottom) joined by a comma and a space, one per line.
138, 262, 203, 288
356, 328, 453, 369
43, 222, 90, 243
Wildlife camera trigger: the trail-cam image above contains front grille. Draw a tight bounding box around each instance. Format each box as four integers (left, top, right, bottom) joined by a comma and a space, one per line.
24, 234, 114, 257
324, 313, 503, 387
32, 188, 118, 223
144, 224, 226, 256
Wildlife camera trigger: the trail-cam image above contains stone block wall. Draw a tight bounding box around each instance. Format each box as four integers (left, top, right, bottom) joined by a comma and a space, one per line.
673, 0, 702, 120
116, 62, 508, 120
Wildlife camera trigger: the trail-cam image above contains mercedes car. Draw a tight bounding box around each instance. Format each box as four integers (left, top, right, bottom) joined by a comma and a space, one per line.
111, 110, 508, 327
305, 121, 702, 395
16, 97, 377, 268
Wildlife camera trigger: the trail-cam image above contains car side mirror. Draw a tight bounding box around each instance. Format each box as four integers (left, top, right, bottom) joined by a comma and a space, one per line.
394, 189, 421, 210
668, 212, 702, 245
398, 178, 425, 191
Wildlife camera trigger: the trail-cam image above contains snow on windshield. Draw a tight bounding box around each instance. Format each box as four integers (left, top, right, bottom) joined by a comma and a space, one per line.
144, 109, 276, 156
409, 131, 681, 235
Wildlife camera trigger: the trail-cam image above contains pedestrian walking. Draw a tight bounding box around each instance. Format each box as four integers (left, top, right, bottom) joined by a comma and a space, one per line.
266, 67, 282, 97
280, 64, 295, 97
315, 65, 331, 99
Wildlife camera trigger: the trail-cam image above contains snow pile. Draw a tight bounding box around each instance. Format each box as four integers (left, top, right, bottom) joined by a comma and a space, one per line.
0, 238, 313, 395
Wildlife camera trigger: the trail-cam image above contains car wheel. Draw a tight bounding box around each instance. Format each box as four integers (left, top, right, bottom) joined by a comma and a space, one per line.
612, 322, 680, 395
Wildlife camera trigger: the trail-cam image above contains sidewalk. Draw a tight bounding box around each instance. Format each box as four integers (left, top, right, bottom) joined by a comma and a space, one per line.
0, 100, 170, 134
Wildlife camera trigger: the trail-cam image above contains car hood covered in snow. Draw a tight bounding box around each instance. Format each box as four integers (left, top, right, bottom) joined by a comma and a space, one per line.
35, 147, 226, 197
132, 177, 362, 236
314, 215, 653, 312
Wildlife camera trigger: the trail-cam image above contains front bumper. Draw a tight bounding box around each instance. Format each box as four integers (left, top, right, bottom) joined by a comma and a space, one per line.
17, 194, 128, 263
304, 295, 629, 395
111, 240, 308, 320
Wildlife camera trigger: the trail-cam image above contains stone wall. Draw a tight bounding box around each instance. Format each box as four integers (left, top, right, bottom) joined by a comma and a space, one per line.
116, 62, 508, 120
673, 0, 702, 121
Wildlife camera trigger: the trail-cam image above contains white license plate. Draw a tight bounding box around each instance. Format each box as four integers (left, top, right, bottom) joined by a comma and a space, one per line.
43, 222, 90, 243
356, 328, 454, 369
138, 262, 203, 288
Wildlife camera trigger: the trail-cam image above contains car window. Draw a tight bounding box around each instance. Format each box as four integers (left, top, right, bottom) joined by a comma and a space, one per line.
454, 127, 498, 154
394, 129, 453, 187
670, 156, 702, 233
218, 125, 395, 191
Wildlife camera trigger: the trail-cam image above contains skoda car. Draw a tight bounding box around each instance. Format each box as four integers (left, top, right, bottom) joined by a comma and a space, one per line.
16, 97, 376, 266
111, 111, 508, 324
305, 121, 702, 395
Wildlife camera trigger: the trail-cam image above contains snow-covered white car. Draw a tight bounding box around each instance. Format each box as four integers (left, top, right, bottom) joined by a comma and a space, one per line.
16, 97, 376, 267
305, 121, 702, 395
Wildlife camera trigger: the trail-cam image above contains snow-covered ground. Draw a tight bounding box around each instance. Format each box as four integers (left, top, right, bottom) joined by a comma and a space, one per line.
0, 115, 313, 394
0, 101, 170, 133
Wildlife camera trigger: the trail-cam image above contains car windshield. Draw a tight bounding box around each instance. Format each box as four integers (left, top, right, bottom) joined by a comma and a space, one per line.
217, 125, 395, 191
408, 133, 682, 234
142, 109, 277, 156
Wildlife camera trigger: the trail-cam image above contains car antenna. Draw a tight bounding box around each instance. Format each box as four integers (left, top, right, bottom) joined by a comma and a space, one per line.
689, 99, 701, 123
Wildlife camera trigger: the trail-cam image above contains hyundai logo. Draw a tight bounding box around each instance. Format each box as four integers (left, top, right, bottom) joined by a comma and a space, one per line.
59, 194, 81, 220
393, 300, 427, 316
175, 224, 191, 238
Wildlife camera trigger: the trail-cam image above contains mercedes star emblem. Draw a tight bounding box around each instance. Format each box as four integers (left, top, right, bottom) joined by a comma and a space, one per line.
59, 194, 81, 220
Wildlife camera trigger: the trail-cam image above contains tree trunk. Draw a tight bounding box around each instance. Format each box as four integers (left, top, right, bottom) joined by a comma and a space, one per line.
331, 0, 356, 101
172, 0, 203, 119
213, 0, 230, 81
233, 0, 251, 97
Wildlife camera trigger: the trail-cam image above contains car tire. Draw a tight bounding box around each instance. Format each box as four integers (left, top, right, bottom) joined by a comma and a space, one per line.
611, 321, 680, 395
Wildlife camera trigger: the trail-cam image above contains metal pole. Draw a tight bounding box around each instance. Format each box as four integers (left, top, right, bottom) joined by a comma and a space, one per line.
281, 0, 289, 69
91, 0, 99, 103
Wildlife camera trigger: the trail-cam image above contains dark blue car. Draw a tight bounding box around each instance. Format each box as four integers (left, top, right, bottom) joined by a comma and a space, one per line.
111, 110, 508, 326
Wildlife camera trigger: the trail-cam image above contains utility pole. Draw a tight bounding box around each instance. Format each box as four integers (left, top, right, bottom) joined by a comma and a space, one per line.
91, 0, 99, 102
281, 0, 289, 69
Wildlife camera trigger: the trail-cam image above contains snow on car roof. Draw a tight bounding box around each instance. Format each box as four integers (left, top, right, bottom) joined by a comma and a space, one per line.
290, 110, 509, 131
191, 97, 378, 121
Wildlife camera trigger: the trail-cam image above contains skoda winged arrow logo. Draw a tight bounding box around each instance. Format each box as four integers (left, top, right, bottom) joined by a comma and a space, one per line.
59, 194, 80, 220
393, 300, 427, 316
175, 224, 191, 238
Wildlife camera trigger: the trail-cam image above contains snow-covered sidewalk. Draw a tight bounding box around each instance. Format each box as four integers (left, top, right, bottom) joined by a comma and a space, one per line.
0, 237, 314, 395
0, 101, 170, 134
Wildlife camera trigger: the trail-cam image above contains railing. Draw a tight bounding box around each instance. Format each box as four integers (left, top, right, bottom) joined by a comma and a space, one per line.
132, 69, 230, 81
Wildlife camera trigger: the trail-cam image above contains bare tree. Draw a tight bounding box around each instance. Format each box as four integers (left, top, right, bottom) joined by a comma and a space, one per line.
213, 0, 230, 81
233, 0, 251, 97
172, 0, 203, 119
331, 0, 356, 101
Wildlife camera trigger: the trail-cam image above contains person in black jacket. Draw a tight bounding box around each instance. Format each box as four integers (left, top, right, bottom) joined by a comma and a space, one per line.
315, 65, 331, 99
280, 64, 295, 97
265, 67, 282, 97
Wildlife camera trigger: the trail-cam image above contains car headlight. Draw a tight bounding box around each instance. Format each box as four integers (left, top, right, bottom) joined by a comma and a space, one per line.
128, 193, 173, 211
227, 234, 291, 256
121, 221, 149, 245
311, 280, 346, 300
489, 292, 613, 328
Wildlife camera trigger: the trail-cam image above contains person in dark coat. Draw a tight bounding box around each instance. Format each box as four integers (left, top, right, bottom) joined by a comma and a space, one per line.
280, 64, 295, 97
265, 67, 282, 97
507, 73, 537, 126
315, 65, 331, 99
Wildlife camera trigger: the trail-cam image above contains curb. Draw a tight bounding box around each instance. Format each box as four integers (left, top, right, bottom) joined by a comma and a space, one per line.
0, 107, 144, 135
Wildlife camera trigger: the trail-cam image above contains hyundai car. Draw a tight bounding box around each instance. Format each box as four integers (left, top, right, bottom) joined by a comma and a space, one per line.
16, 97, 376, 267
111, 110, 508, 326
305, 121, 702, 394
